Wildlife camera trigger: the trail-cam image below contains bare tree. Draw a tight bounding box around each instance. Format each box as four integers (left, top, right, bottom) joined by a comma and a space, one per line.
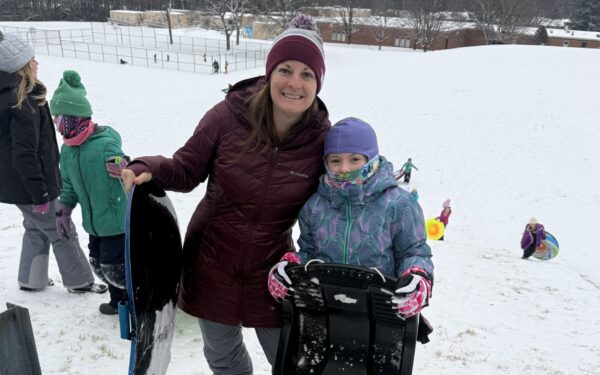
164, 6, 174, 44
224, 0, 250, 45
336, 0, 360, 44
367, 0, 399, 49
258, 0, 314, 29
203, 0, 236, 50
368, 15, 391, 50
471, 0, 541, 44
405, 0, 448, 52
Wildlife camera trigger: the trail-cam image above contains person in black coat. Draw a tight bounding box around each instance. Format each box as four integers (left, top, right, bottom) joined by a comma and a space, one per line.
0, 31, 105, 294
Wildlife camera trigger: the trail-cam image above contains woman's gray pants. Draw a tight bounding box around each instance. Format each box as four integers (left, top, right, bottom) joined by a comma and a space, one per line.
16, 200, 94, 289
198, 318, 280, 375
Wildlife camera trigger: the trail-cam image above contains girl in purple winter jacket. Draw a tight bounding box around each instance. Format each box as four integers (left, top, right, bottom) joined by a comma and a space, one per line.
268, 117, 433, 320
520, 217, 546, 259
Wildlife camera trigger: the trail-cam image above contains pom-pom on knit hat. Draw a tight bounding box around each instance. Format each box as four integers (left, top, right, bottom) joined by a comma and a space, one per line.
50, 70, 92, 117
324, 117, 379, 161
265, 14, 325, 93
0, 31, 35, 73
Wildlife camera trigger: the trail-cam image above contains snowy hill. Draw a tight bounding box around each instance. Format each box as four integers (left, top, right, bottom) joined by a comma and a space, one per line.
1, 28, 599, 374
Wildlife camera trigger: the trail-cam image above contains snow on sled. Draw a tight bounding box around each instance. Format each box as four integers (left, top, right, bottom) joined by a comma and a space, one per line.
122, 181, 182, 375
273, 263, 422, 375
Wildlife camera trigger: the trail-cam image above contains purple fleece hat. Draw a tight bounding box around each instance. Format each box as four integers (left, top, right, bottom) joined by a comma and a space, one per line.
324, 117, 379, 160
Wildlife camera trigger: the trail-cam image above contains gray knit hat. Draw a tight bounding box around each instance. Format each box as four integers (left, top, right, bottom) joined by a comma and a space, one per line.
0, 31, 35, 73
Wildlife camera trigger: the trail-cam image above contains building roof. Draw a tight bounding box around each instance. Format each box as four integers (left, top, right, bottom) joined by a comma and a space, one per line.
524, 26, 600, 41
547, 28, 600, 41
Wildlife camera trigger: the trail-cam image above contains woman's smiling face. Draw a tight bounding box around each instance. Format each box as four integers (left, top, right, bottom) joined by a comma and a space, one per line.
269, 60, 317, 121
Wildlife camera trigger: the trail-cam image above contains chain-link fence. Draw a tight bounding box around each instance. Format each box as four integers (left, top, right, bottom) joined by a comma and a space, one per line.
0, 22, 270, 74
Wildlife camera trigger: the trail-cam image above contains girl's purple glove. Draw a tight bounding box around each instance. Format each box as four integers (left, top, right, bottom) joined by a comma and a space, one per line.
55, 203, 74, 240
32, 202, 50, 215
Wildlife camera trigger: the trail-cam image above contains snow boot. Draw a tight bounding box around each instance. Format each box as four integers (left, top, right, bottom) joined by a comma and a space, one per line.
68, 283, 108, 294
99, 303, 118, 315
20, 279, 54, 291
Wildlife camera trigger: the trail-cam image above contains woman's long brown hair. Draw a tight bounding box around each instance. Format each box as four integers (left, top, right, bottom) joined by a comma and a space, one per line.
12, 61, 47, 110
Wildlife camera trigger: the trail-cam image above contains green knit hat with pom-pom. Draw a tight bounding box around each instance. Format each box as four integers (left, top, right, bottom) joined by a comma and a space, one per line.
50, 70, 92, 117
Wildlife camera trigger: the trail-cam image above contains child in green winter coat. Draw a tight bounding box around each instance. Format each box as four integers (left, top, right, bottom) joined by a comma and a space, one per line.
50, 70, 129, 315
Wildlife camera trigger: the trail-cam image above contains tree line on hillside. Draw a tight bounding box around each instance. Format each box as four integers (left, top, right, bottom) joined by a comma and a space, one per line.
1, 0, 597, 46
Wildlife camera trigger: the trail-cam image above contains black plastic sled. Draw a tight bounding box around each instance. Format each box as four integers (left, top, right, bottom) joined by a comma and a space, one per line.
273, 263, 420, 375
123, 181, 182, 375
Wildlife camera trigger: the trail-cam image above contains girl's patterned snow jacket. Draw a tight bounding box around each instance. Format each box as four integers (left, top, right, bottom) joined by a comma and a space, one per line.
297, 156, 433, 279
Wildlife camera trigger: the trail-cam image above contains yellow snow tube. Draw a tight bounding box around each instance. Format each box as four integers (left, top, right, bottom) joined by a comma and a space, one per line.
426, 218, 445, 240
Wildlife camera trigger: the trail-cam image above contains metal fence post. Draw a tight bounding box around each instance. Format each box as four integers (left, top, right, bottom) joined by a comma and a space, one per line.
44, 29, 50, 55
58, 30, 64, 58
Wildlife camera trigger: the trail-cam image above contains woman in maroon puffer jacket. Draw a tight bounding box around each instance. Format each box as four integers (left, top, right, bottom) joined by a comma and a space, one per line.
122, 16, 330, 374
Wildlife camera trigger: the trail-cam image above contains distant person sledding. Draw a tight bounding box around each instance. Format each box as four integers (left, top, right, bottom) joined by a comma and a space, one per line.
394, 157, 418, 184
410, 188, 419, 203
520, 218, 559, 260
436, 199, 452, 240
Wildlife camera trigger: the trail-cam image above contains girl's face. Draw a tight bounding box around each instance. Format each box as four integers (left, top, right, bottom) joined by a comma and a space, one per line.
326, 153, 368, 173
269, 60, 317, 121
28, 58, 38, 79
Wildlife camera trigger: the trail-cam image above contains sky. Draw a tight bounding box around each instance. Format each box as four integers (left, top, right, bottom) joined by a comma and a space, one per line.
1, 22, 600, 375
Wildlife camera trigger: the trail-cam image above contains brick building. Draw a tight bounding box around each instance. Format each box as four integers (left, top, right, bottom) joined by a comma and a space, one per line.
542, 28, 600, 48
316, 19, 600, 50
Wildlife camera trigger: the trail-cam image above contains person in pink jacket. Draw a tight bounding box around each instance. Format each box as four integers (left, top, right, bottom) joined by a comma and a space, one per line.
436, 199, 452, 240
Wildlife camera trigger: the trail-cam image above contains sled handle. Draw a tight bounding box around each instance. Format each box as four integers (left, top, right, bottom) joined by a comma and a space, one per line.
304, 258, 325, 271
369, 267, 387, 283
118, 301, 131, 340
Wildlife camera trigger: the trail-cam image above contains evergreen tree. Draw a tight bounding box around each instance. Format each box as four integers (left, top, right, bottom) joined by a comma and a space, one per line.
569, 0, 600, 31
534, 26, 548, 44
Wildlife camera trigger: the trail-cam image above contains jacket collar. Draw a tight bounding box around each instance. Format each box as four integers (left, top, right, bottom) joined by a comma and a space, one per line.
224, 76, 330, 149
0, 71, 20, 91
318, 157, 399, 208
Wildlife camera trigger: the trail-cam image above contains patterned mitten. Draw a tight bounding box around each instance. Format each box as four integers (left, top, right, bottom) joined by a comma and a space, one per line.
391, 267, 432, 319
267, 252, 300, 302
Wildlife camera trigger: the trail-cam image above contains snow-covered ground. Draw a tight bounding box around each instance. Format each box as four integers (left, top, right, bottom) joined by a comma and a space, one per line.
1, 22, 599, 374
